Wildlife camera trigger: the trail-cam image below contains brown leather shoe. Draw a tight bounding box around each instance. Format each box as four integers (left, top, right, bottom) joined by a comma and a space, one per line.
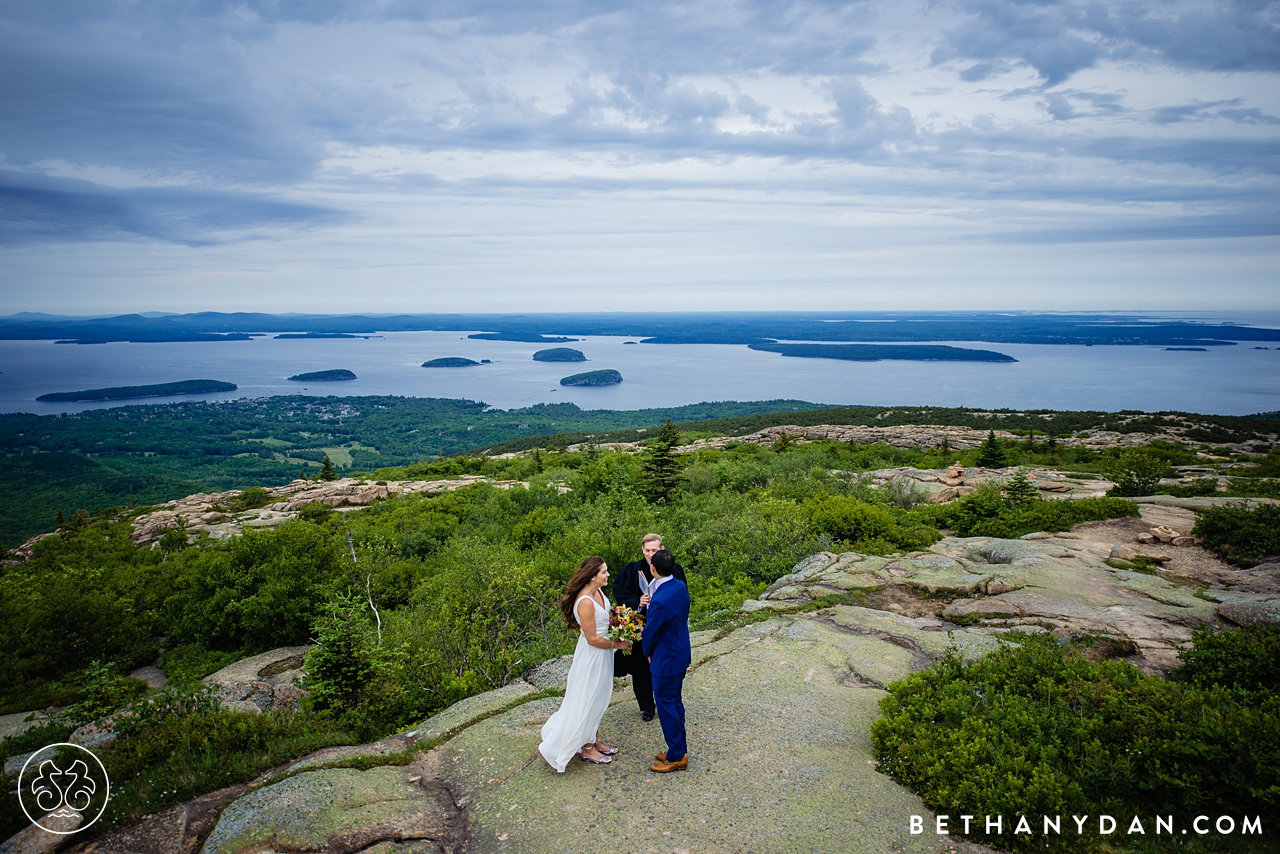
649, 755, 688, 773
655, 752, 666, 762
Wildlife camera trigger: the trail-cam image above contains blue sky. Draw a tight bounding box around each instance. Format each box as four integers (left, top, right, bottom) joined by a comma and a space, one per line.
1, 0, 1278, 312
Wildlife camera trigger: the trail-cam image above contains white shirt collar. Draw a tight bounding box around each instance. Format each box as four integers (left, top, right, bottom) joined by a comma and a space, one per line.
650, 574, 674, 592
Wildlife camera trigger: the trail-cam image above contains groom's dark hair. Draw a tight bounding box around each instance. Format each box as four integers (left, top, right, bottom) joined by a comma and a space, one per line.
651, 549, 675, 578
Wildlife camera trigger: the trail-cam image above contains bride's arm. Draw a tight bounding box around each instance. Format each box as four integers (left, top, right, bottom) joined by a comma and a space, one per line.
578, 599, 629, 650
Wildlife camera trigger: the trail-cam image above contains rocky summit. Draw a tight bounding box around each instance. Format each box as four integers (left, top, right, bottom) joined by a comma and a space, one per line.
60, 502, 1278, 854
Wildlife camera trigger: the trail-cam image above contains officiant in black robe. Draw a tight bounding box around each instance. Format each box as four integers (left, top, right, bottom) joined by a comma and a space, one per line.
612, 533, 686, 721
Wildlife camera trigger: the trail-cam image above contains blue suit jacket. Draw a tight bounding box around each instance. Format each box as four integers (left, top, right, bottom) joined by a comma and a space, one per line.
641, 578, 691, 677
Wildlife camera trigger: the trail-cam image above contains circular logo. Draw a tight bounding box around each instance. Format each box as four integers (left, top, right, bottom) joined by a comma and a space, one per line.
17, 743, 110, 835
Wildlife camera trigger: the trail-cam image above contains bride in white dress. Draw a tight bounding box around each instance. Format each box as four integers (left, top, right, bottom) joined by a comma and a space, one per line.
538, 556, 632, 771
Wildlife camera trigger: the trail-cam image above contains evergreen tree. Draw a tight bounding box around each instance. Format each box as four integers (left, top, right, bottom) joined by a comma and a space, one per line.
318, 455, 338, 481
532, 448, 544, 474
642, 419, 682, 501
774, 432, 794, 452
298, 465, 309, 481
978, 431, 1008, 469
1004, 469, 1040, 505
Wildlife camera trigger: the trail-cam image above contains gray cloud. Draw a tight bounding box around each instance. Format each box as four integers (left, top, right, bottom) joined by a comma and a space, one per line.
0, 0, 1276, 305
937, 0, 1280, 84
0, 170, 346, 245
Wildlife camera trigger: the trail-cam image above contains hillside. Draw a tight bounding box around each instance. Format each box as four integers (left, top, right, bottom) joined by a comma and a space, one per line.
42, 521, 1280, 854
0, 397, 826, 548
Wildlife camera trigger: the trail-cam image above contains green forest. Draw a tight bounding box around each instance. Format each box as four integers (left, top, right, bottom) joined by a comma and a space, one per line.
0, 397, 827, 548
3, 394, 1276, 549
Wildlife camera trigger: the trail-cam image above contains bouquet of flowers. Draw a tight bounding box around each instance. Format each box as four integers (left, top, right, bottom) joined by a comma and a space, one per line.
608, 604, 645, 645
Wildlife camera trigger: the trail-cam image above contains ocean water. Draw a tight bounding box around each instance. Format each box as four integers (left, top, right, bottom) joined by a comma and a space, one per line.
1, 329, 1278, 417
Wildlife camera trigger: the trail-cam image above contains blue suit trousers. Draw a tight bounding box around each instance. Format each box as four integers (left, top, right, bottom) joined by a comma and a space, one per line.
652, 670, 687, 762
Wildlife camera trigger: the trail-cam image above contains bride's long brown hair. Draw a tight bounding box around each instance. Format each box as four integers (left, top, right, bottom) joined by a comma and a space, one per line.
559, 556, 606, 629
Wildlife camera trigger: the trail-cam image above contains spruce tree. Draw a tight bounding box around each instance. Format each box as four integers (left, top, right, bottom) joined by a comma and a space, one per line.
642, 419, 682, 501
318, 455, 338, 481
978, 430, 1008, 469
1004, 469, 1040, 505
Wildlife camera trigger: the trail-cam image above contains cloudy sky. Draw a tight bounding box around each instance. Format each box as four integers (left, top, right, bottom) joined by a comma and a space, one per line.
1, 0, 1278, 313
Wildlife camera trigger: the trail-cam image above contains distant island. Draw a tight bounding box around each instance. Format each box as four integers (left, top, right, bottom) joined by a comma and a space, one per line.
37, 379, 237, 402
468, 332, 579, 343
1165, 347, 1207, 352
288, 369, 357, 381
53, 332, 252, 345
275, 333, 372, 340
423, 358, 481, 368
5, 312, 1279, 348
747, 342, 1017, 363
533, 347, 587, 362
561, 369, 623, 386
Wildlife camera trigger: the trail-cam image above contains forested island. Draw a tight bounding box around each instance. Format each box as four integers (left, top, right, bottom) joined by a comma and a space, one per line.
6, 311, 1279, 347
560, 369, 622, 386
748, 342, 1017, 362
287, 370, 357, 381
422, 358, 480, 367
35, 379, 237, 402
532, 347, 587, 362
467, 332, 578, 343
275, 333, 370, 340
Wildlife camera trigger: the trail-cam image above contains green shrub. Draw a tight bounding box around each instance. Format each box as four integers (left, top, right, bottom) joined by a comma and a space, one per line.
227, 486, 273, 511
1224, 477, 1280, 499
1103, 449, 1173, 496
388, 538, 563, 716
664, 492, 823, 583
871, 634, 1279, 852
163, 521, 344, 653
806, 495, 939, 554
62, 660, 148, 726
1174, 622, 1280, 694
157, 644, 241, 685
920, 485, 1138, 538
687, 573, 767, 628
1192, 503, 1280, 566
297, 501, 335, 523
0, 520, 166, 712
809, 495, 897, 541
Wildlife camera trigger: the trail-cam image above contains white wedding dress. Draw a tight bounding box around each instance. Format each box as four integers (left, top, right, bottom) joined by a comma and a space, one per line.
538, 592, 615, 772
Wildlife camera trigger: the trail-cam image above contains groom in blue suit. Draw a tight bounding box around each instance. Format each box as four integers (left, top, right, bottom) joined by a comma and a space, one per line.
641, 549, 691, 772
